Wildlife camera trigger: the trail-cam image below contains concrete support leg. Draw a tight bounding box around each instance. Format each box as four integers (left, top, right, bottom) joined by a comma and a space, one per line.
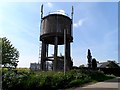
41, 42, 46, 71
46, 44, 48, 57
46, 44, 49, 70
66, 42, 72, 70
53, 37, 58, 71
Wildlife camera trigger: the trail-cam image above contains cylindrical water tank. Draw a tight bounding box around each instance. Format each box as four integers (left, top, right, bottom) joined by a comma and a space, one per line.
40, 13, 73, 45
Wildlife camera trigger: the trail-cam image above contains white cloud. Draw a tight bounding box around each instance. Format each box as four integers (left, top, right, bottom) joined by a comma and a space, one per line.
73, 23, 78, 27
47, 2, 53, 8
73, 18, 86, 28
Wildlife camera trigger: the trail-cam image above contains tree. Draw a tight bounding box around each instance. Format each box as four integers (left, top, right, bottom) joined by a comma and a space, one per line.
2, 37, 19, 68
107, 60, 120, 68
79, 64, 85, 68
87, 49, 92, 68
92, 58, 97, 69
0, 38, 2, 65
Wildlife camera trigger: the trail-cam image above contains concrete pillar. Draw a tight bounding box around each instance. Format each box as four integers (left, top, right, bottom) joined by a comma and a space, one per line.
53, 37, 58, 71
66, 42, 72, 70
46, 44, 48, 57
41, 42, 46, 71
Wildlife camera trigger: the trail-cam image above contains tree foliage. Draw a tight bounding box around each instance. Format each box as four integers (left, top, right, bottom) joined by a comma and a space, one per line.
0, 38, 2, 65
2, 37, 19, 68
79, 64, 85, 68
92, 58, 97, 69
87, 49, 92, 68
107, 61, 120, 68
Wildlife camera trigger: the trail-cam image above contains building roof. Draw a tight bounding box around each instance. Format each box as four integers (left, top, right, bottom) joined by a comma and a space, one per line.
99, 62, 110, 68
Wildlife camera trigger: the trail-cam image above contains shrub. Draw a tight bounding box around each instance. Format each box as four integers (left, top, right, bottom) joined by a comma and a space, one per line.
2, 69, 115, 90
68, 79, 82, 87
2, 70, 29, 90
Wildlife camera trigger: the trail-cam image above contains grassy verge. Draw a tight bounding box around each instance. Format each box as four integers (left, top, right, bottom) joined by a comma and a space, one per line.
2, 69, 116, 90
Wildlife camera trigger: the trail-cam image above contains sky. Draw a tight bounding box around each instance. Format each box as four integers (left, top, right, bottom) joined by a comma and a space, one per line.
0, 2, 118, 68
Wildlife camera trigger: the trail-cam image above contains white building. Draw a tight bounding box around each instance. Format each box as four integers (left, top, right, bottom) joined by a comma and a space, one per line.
30, 63, 40, 71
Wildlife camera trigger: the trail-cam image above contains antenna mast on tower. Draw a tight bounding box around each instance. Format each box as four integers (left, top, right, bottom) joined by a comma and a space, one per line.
41, 4, 43, 19
71, 6, 74, 39
38, 4, 44, 65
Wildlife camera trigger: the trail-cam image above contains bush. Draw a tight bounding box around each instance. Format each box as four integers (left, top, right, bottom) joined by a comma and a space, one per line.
2, 69, 115, 90
2, 70, 29, 90
68, 79, 82, 87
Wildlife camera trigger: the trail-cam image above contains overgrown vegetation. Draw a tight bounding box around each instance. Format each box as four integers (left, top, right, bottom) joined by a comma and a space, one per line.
2, 68, 115, 90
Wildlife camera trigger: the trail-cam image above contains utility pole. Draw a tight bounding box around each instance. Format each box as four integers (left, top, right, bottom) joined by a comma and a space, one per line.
64, 29, 66, 75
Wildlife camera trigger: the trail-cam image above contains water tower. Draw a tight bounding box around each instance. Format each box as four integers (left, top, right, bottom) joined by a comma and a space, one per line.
40, 5, 74, 71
